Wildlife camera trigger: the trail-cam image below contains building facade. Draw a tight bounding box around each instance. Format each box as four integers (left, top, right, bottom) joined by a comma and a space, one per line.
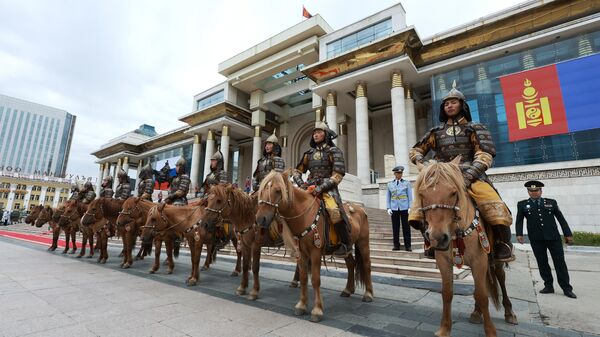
0, 94, 76, 177
0, 173, 71, 211
92, 0, 600, 232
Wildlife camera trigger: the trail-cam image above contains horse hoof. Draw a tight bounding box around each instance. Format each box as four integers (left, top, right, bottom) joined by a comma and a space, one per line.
118, 253, 124, 257
362, 295, 373, 303
248, 292, 258, 301
310, 314, 323, 323
186, 279, 197, 287
236, 288, 246, 296
149, 269, 156, 274
122, 263, 130, 269
294, 308, 307, 316
86, 255, 93, 259
505, 314, 518, 325
167, 269, 173, 275
135, 256, 142, 261
62, 250, 68, 254
469, 313, 483, 324
289, 281, 299, 288
119, 262, 125, 268
201, 266, 209, 271
76, 255, 83, 259
435, 329, 450, 337
101, 259, 107, 264
230, 271, 239, 277
340, 290, 351, 297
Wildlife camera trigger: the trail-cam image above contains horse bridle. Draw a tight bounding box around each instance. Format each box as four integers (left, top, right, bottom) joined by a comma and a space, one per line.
143, 205, 201, 236
117, 203, 141, 227
258, 181, 319, 221
418, 196, 481, 239
83, 202, 104, 223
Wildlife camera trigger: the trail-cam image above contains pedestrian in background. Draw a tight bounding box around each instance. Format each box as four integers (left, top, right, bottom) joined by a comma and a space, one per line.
386, 166, 413, 251
516, 180, 576, 299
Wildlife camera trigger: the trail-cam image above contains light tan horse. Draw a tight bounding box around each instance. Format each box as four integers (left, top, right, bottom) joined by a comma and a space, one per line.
34, 205, 62, 251
255, 170, 373, 322
115, 197, 155, 268
414, 157, 516, 337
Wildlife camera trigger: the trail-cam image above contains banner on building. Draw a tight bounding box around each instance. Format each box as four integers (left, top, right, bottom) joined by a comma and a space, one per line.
154, 156, 178, 190
500, 52, 600, 141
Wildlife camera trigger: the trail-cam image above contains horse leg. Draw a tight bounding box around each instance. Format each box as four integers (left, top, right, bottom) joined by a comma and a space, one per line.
69, 228, 77, 254
150, 238, 162, 274
231, 234, 241, 277
62, 228, 69, 254
248, 239, 261, 300
341, 253, 356, 297
360, 240, 374, 302
495, 262, 518, 325
186, 238, 198, 286
436, 260, 454, 337
294, 253, 309, 317
290, 264, 300, 288
165, 236, 175, 274
201, 236, 214, 271
77, 232, 86, 258
309, 250, 324, 323
120, 231, 128, 268
87, 231, 94, 258
472, 260, 497, 337
49, 226, 59, 251
237, 242, 251, 296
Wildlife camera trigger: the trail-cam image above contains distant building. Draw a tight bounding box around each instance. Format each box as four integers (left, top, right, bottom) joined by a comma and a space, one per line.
0, 173, 72, 211
0, 94, 76, 177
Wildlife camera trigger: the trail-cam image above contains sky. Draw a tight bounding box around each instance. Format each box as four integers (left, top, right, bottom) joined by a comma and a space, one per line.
0, 0, 525, 178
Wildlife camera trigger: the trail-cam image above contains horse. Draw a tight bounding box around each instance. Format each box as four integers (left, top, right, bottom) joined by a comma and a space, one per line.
414, 157, 517, 337
255, 170, 373, 322
34, 205, 62, 251
115, 197, 155, 268
80, 198, 125, 264
202, 184, 296, 300
24, 205, 44, 225
141, 203, 206, 285
56, 200, 83, 254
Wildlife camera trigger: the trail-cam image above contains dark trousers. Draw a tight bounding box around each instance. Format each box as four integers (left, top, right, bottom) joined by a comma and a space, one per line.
391, 210, 410, 249
530, 239, 572, 292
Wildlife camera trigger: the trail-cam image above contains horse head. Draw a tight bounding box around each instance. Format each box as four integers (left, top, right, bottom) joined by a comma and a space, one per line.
117, 197, 139, 228
255, 170, 293, 228
59, 200, 80, 227
81, 198, 104, 227
415, 156, 468, 251
202, 184, 232, 229
25, 205, 44, 224
34, 206, 53, 228
141, 205, 167, 243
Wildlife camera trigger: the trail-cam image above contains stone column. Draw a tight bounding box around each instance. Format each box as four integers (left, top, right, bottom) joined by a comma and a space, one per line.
103, 162, 110, 179
338, 123, 348, 158
391, 72, 409, 173
203, 130, 215, 181
190, 134, 202, 191
39, 186, 48, 207
122, 156, 129, 175
52, 188, 60, 208
355, 82, 371, 184
97, 163, 104, 194
252, 126, 262, 191
221, 125, 230, 171
6, 183, 17, 210
23, 185, 34, 209
113, 158, 122, 190
326, 92, 337, 144
405, 87, 417, 175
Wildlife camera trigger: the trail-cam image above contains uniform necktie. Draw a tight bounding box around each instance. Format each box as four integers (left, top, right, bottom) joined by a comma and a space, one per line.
396, 180, 399, 186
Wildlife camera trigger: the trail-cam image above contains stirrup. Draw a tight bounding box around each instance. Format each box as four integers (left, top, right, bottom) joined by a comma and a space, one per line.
333, 244, 351, 257
493, 242, 515, 262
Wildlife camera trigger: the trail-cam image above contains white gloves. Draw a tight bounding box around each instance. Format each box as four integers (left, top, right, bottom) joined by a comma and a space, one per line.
387, 209, 393, 215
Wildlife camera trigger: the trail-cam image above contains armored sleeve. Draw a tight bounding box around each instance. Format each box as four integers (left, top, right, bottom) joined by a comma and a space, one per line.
252, 158, 262, 191
410, 128, 436, 164
174, 174, 190, 198
463, 123, 495, 185
219, 171, 229, 184
83, 191, 96, 204
316, 147, 345, 194
293, 152, 310, 187
273, 156, 285, 173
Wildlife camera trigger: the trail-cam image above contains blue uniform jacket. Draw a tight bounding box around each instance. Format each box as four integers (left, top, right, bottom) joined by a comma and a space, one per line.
386, 179, 412, 211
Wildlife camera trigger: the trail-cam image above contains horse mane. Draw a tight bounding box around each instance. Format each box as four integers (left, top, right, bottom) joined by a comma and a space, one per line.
413, 160, 469, 226
102, 197, 124, 216
259, 169, 294, 207
212, 184, 255, 222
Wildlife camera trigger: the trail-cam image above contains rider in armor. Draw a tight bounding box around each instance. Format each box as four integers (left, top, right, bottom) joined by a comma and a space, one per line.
69, 183, 80, 201
137, 164, 155, 202
164, 157, 190, 206
199, 150, 228, 197
253, 129, 285, 192
81, 181, 96, 204
408, 81, 514, 262
114, 169, 132, 200
99, 176, 114, 198
292, 120, 352, 257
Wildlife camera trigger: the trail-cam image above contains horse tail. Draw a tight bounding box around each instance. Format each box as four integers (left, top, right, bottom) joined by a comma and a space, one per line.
354, 244, 365, 288
487, 259, 501, 311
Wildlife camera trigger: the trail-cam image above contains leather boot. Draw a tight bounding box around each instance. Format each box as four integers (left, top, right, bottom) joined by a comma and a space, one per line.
492, 225, 515, 262
333, 222, 352, 257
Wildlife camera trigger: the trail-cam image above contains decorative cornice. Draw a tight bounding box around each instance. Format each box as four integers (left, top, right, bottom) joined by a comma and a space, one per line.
391, 72, 403, 88
488, 166, 600, 183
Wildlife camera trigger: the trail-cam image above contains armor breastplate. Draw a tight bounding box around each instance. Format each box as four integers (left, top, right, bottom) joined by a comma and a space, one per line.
256, 157, 274, 184
69, 192, 79, 200
307, 148, 333, 184
433, 124, 475, 164
99, 188, 113, 198
205, 170, 222, 186
115, 183, 131, 200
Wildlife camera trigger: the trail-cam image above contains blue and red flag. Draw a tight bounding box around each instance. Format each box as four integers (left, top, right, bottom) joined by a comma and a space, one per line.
500, 53, 600, 141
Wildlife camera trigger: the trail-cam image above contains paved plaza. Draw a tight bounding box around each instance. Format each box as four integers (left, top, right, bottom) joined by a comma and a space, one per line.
0, 226, 599, 337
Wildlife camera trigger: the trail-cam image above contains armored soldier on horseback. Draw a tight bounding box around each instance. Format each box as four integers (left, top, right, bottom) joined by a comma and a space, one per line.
80, 181, 96, 204
164, 157, 190, 205
293, 120, 352, 257
199, 150, 228, 198
99, 176, 114, 198
408, 82, 514, 262
114, 169, 132, 200
137, 164, 154, 202
68, 183, 80, 201
253, 130, 285, 192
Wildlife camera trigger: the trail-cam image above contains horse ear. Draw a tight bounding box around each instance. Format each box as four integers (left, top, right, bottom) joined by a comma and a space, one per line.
226, 184, 233, 193
158, 203, 166, 212
451, 155, 462, 166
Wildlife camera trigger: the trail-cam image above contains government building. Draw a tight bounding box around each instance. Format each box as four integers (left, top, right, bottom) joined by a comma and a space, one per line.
92, 0, 600, 233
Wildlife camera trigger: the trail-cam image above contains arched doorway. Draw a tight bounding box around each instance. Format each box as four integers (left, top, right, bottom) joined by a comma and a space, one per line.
290, 121, 314, 165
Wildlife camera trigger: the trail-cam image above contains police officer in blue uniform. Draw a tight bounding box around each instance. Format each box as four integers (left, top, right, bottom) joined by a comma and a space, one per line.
386, 166, 413, 251
516, 180, 576, 299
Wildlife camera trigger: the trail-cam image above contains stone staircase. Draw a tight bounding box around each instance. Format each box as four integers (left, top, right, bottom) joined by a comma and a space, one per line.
209, 207, 471, 280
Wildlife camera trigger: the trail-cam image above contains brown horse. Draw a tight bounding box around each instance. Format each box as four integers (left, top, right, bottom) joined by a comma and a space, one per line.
255, 170, 374, 322
34, 205, 62, 251
202, 184, 293, 300
25, 205, 44, 225
81, 198, 124, 264
141, 203, 207, 285
56, 200, 82, 254
115, 197, 155, 268
414, 157, 517, 337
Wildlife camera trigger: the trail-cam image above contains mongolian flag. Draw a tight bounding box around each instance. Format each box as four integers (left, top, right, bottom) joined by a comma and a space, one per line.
302, 6, 312, 19
500, 53, 600, 142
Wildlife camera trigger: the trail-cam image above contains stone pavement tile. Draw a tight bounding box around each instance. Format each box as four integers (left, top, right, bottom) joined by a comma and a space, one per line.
0, 312, 76, 337
334, 313, 388, 330
267, 320, 350, 337
161, 312, 287, 337
382, 323, 432, 337
0, 303, 61, 324
0, 280, 26, 295
415, 322, 438, 333
15, 323, 97, 337
0, 291, 48, 310
63, 301, 133, 323
102, 322, 188, 337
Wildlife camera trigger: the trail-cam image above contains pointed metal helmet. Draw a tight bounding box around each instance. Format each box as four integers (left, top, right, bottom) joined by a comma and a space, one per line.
139, 163, 153, 179
210, 150, 223, 161
117, 169, 128, 179
84, 181, 93, 189
266, 128, 279, 144
442, 80, 466, 102
103, 175, 113, 185
175, 157, 187, 167
314, 120, 330, 132
70, 182, 79, 191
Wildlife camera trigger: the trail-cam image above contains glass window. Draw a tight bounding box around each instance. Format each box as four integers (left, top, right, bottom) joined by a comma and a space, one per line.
325, 18, 392, 59
196, 90, 224, 111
